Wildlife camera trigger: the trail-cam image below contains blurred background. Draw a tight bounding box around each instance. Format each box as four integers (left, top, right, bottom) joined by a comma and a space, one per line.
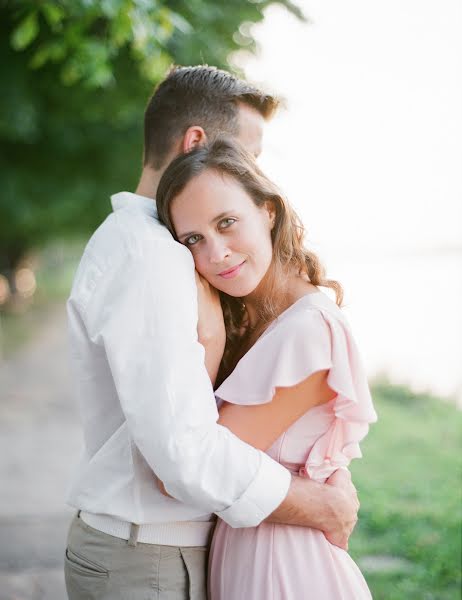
1, 1, 460, 599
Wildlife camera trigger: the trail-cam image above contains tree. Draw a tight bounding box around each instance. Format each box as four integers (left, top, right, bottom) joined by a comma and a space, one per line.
0, 0, 304, 275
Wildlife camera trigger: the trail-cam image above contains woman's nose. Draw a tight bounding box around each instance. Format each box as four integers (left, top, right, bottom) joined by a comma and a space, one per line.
208, 237, 230, 264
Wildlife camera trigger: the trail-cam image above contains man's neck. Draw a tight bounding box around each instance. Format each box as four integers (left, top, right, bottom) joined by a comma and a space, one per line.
135, 167, 162, 199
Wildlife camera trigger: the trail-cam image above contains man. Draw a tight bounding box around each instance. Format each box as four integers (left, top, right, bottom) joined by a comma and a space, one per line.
65, 65, 359, 599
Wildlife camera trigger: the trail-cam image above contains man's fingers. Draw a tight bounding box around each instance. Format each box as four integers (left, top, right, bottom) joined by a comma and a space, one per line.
325, 532, 348, 550
326, 467, 352, 487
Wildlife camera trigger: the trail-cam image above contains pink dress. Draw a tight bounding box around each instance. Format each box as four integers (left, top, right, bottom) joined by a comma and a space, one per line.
208, 292, 378, 599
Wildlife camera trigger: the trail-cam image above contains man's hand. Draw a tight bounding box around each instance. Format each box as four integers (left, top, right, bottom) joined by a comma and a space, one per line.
195, 272, 226, 385
324, 468, 359, 550
267, 470, 359, 551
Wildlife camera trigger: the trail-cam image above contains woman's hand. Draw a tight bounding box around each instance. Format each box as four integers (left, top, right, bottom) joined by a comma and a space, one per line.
156, 476, 173, 498
195, 271, 226, 385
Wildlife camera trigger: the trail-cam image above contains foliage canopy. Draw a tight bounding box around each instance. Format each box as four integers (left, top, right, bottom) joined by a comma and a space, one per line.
1, 0, 304, 273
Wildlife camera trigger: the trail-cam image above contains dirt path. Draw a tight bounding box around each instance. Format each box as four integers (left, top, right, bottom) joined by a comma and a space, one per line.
0, 304, 81, 599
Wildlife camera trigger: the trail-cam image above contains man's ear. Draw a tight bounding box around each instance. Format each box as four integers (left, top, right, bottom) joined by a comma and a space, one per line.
182, 126, 207, 153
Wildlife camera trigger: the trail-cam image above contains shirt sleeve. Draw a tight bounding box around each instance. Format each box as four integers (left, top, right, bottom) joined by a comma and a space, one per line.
82, 236, 290, 528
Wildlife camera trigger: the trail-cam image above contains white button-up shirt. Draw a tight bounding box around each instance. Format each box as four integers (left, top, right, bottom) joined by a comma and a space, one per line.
67, 192, 290, 528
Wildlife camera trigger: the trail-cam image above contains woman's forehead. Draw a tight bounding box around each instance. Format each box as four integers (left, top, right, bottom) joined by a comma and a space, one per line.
171, 170, 253, 222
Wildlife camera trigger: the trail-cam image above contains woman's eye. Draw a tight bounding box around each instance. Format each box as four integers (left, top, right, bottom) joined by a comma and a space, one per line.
185, 234, 201, 246
218, 218, 236, 230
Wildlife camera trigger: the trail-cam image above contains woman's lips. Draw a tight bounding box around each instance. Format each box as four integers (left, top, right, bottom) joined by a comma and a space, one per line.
218, 261, 246, 279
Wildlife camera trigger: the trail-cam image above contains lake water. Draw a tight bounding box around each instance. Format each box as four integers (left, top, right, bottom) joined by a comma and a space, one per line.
321, 248, 462, 405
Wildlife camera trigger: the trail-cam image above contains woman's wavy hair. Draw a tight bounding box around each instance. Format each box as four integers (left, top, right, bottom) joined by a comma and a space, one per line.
156, 138, 343, 379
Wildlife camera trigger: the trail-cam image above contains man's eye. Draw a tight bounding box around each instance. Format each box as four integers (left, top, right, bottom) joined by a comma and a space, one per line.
185, 234, 201, 246
218, 218, 236, 230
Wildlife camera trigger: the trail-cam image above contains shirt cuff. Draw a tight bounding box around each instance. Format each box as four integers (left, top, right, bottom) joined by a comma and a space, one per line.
215, 452, 291, 528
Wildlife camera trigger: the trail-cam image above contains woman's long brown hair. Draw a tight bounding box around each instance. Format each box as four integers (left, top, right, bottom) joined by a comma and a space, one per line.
156, 138, 343, 383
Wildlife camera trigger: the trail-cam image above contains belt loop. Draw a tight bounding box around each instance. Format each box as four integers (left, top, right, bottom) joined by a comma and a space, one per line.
128, 523, 140, 547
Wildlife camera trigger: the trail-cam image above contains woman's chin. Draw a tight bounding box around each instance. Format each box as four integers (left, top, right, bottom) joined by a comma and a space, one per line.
215, 280, 259, 298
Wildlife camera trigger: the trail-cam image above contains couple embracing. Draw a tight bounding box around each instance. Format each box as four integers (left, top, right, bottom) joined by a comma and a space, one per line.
64, 65, 377, 599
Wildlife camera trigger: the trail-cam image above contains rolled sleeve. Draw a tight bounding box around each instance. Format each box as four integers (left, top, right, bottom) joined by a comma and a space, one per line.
216, 451, 291, 528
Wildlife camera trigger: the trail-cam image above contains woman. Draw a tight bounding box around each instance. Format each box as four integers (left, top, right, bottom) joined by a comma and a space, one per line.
156, 138, 377, 599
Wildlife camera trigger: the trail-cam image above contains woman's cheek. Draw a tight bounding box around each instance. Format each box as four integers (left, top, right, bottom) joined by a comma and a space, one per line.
193, 251, 209, 279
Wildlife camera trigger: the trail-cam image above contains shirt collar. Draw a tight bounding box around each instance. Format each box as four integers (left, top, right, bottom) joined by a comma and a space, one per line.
111, 191, 158, 219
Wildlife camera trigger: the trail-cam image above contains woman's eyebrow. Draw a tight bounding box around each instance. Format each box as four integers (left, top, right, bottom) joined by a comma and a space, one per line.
177, 229, 197, 241
177, 211, 235, 240
211, 210, 233, 224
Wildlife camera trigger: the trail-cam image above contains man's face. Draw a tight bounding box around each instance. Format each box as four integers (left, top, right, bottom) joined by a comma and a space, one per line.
234, 103, 266, 158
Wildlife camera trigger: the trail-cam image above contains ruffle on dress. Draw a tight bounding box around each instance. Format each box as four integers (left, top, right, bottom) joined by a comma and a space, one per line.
215, 294, 378, 483
216, 307, 333, 406
302, 311, 377, 482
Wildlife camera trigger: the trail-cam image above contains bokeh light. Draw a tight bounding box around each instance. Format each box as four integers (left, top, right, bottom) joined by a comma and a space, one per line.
14, 268, 37, 299
0, 274, 10, 305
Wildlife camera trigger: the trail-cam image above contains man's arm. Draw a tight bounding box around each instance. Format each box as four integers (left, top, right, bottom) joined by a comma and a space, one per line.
268, 470, 359, 549
157, 465, 358, 549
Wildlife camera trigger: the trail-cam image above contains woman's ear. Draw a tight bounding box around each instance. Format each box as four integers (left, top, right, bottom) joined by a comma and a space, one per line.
182, 126, 207, 153
265, 201, 276, 230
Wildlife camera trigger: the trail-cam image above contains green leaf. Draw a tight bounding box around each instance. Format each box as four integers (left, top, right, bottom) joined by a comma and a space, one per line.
61, 60, 82, 86
11, 12, 40, 51
169, 11, 193, 34
139, 49, 171, 82
110, 11, 132, 47
41, 3, 65, 29
29, 45, 51, 69
30, 40, 67, 69
86, 64, 114, 88
101, 0, 125, 19
131, 10, 150, 52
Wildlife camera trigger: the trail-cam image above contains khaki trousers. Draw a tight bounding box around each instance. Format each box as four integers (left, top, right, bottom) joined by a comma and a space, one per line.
64, 513, 208, 600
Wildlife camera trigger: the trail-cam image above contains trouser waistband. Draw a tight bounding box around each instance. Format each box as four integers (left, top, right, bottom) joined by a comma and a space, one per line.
79, 511, 215, 547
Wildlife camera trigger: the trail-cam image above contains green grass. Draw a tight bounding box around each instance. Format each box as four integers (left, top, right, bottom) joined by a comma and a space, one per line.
349, 383, 462, 599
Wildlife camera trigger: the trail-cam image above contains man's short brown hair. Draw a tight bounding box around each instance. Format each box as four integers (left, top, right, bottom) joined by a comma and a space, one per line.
143, 65, 279, 169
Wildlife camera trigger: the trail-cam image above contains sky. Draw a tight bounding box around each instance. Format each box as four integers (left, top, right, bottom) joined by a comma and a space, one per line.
235, 0, 462, 252
236, 0, 462, 402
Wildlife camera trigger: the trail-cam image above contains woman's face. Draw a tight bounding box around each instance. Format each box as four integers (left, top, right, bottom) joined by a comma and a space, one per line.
170, 169, 275, 297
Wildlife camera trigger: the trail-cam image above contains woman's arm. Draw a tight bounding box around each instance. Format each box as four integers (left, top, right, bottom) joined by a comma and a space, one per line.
195, 271, 226, 386
216, 372, 360, 548
217, 369, 336, 451
156, 370, 333, 497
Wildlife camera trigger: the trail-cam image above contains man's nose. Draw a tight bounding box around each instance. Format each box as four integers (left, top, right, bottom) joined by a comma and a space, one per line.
208, 237, 230, 264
